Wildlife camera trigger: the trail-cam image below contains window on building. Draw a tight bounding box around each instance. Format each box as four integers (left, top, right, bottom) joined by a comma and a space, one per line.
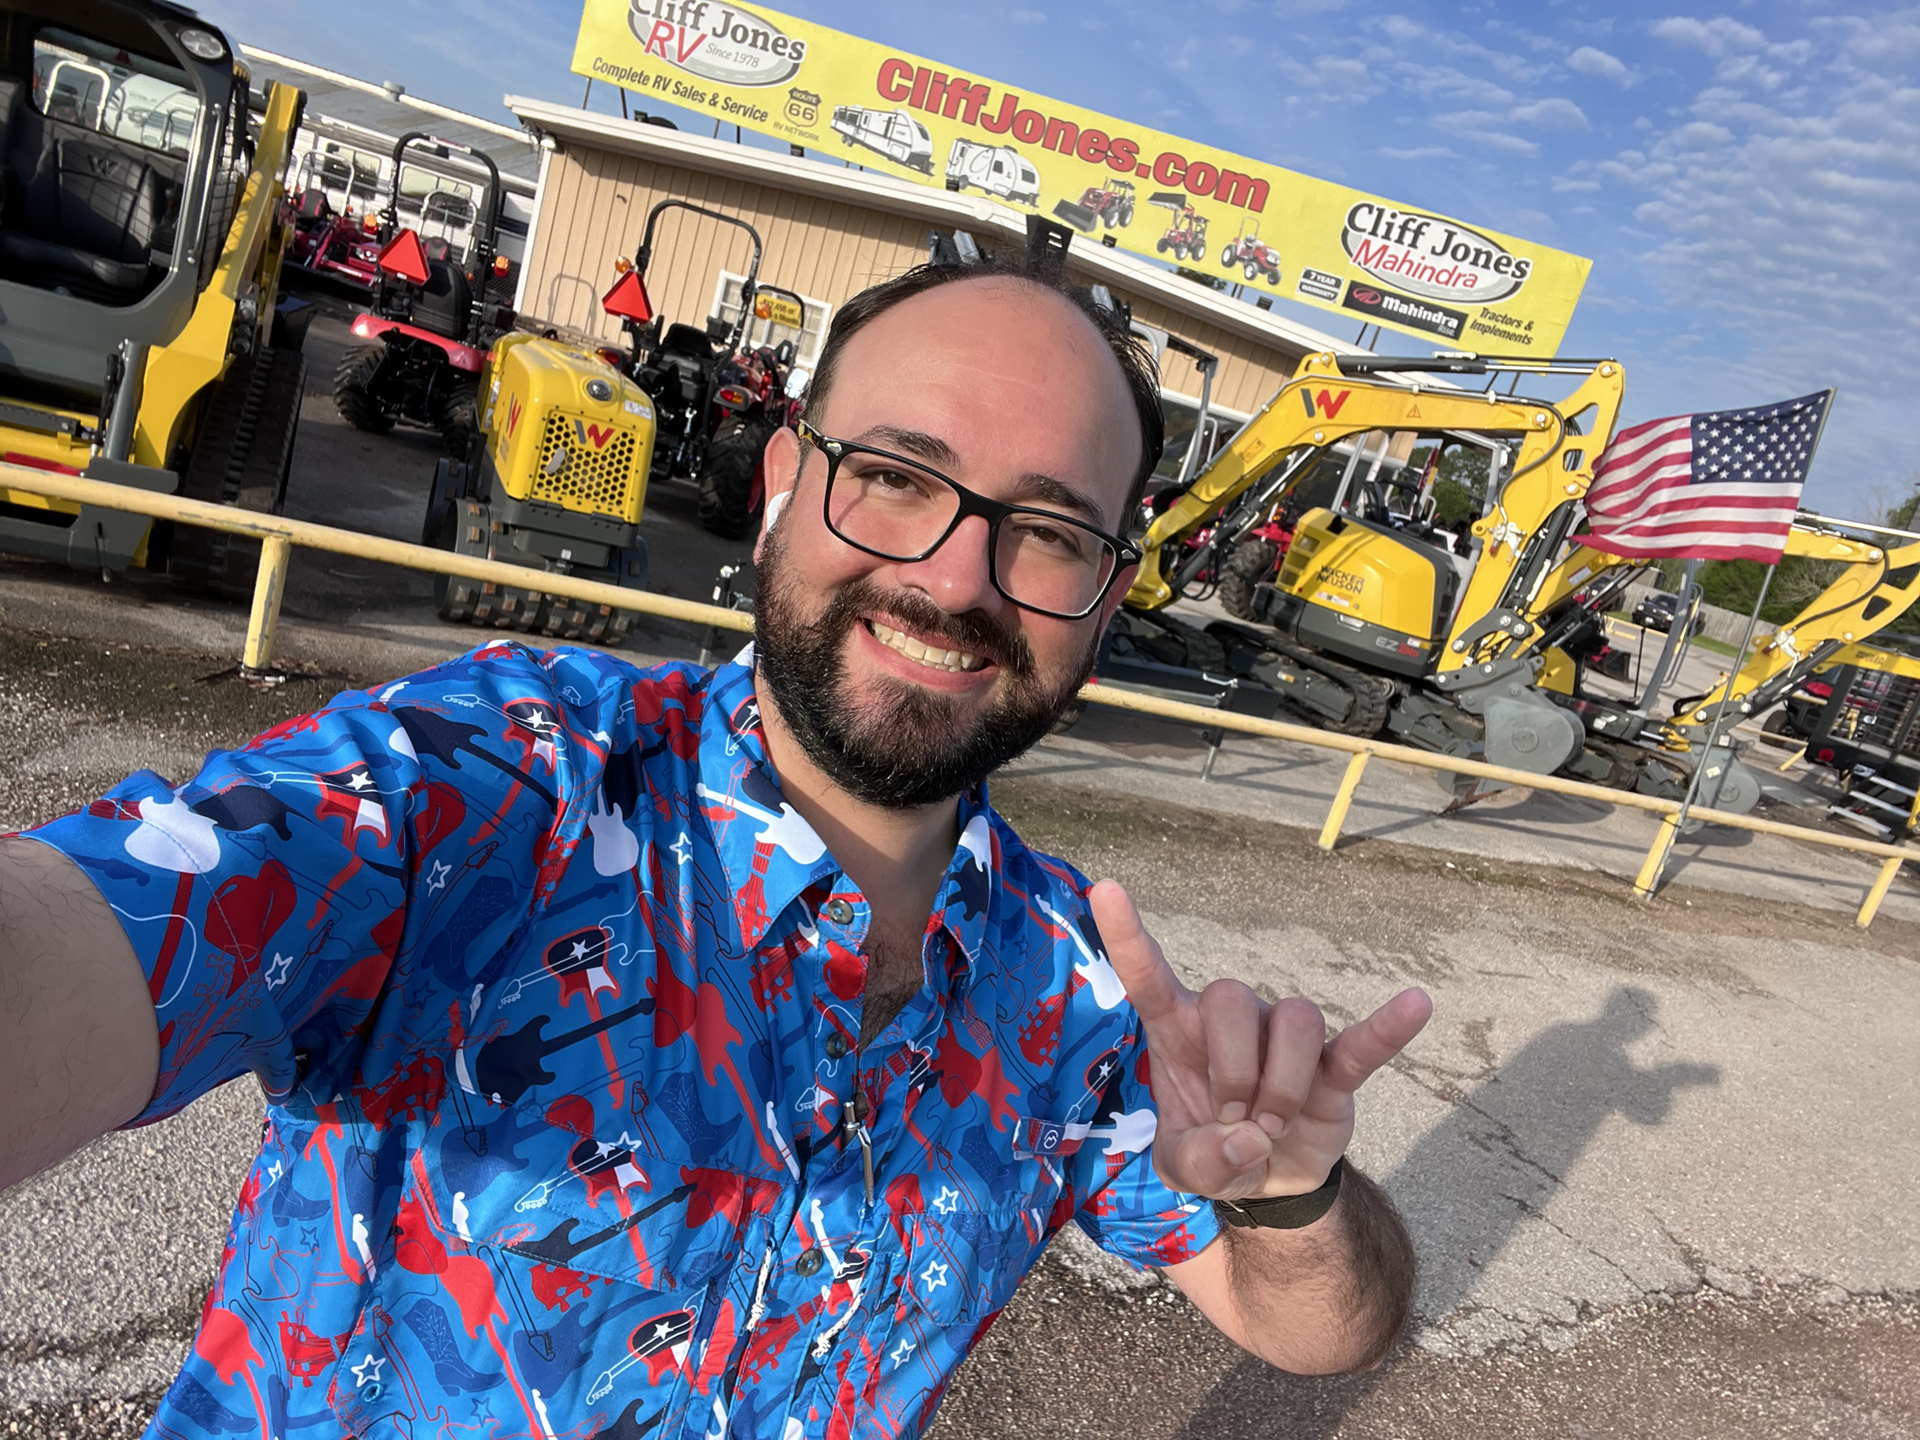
710, 271, 832, 369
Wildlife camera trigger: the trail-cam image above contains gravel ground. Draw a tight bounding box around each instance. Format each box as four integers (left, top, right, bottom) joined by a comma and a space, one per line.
4, 628, 1916, 1440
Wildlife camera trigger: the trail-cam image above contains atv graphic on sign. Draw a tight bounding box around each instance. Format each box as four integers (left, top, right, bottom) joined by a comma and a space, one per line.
830, 105, 933, 172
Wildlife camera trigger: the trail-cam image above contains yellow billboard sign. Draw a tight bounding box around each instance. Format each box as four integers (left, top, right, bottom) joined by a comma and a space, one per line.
754, 291, 805, 328
573, 2, 1591, 353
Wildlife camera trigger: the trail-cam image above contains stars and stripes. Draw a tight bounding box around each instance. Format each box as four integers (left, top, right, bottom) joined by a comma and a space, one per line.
1583, 389, 1834, 562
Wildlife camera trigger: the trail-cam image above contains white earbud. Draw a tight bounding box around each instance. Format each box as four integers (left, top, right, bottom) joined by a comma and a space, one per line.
764, 490, 791, 532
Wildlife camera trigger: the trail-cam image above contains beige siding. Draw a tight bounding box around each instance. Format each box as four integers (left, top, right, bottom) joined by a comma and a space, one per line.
519, 139, 1314, 422
522, 147, 927, 345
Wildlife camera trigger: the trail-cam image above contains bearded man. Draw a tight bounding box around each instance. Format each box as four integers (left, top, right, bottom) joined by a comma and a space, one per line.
0, 256, 1430, 1440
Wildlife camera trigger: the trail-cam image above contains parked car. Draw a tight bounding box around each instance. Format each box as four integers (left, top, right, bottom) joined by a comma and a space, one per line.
1632, 592, 1705, 636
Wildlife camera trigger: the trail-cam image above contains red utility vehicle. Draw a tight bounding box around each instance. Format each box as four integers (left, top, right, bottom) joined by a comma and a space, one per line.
1149, 192, 1209, 261
1221, 223, 1282, 285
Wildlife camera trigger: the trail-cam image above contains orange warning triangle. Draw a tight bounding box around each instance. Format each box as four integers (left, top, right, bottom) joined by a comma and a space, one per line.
602, 269, 654, 324
1407, 403, 1423, 418
377, 228, 431, 285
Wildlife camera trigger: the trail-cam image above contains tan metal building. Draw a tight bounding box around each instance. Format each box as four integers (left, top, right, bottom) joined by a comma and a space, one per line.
504, 96, 1364, 468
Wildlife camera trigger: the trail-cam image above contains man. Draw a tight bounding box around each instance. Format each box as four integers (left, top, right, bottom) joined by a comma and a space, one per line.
0, 257, 1430, 1439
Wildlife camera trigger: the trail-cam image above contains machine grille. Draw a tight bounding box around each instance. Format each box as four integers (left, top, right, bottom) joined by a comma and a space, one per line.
530, 411, 639, 517
1827, 667, 1920, 758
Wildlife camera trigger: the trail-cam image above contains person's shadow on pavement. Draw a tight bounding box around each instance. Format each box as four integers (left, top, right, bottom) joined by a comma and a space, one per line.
1171, 985, 1721, 1439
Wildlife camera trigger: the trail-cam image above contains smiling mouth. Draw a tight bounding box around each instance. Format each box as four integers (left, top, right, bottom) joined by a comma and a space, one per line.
865, 619, 988, 673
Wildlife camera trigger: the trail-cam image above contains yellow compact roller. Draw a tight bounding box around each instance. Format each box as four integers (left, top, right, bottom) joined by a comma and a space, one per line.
423, 333, 657, 644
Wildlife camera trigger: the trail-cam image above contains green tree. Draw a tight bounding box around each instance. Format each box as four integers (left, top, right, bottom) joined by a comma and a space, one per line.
1429, 443, 1492, 526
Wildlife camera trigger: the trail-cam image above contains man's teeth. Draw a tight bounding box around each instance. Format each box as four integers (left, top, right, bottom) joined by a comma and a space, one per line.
867, 620, 984, 673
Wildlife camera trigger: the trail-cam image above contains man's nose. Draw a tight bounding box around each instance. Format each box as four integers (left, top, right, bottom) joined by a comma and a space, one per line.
894, 514, 1000, 615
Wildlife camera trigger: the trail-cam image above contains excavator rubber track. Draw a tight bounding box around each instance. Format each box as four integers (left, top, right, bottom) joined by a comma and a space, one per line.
1205, 621, 1394, 737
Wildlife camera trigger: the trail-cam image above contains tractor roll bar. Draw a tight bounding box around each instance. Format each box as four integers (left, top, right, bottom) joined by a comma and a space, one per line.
632, 201, 765, 354
379, 131, 503, 242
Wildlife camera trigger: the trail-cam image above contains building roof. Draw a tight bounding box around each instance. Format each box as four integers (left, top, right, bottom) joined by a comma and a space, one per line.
503, 95, 1362, 364
243, 47, 540, 191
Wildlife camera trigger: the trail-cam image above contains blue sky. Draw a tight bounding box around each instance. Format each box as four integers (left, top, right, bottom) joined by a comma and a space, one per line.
204, 0, 1918, 516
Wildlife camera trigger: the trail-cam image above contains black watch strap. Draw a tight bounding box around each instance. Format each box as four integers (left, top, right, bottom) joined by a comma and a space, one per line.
1212, 1157, 1344, 1231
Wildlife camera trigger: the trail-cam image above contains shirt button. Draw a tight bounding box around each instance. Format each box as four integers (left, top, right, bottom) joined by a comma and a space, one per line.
795, 1248, 824, 1277
824, 1034, 848, 1059
823, 899, 855, 924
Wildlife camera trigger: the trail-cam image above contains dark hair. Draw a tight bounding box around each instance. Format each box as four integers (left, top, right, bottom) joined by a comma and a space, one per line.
801, 257, 1165, 530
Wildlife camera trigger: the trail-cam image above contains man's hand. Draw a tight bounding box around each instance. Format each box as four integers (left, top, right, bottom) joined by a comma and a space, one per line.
1091, 879, 1431, 1201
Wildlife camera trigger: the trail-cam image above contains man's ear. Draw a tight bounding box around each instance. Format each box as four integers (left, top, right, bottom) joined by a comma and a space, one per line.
755, 425, 803, 565
1095, 558, 1140, 630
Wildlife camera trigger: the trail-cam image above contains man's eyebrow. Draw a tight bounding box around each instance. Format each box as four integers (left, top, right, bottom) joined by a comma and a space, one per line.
854, 426, 1108, 527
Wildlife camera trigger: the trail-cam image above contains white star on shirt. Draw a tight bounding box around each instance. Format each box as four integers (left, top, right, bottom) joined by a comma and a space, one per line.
425, 860, 451, 892
264, 952, 293, 989
352, 1354, 385, 1387
931, 1185, 960, 1216
569, 939, 591, 961
348, 771, 374, 791
670, 832, 693, 866
889, 1339, 916, 1368
919, 1259, 949, 1293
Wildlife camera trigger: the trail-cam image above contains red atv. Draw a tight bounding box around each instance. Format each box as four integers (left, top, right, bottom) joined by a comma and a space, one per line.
1149, 192, 1209, 262
1221, 223, 1282, 285
332, 133, 513, 458
601, 200, 810, 540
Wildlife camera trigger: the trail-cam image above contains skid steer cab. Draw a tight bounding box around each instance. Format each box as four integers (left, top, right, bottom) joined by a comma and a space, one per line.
333, 132, 513, 458
421, 333, 655, 645
600, 199, 810, 540
0, 0, 310, 597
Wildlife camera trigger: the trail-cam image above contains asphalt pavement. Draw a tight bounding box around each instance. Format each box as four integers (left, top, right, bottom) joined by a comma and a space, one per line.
2, 299, 1917, 1437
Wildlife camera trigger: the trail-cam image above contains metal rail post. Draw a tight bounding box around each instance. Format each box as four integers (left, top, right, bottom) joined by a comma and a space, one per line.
1856, 856, 1906, 928
1318, 750, 1371, 850
242, 536, 292, 677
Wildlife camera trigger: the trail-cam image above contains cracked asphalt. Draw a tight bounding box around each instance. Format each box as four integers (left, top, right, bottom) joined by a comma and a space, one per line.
2, 629, 1917, 1439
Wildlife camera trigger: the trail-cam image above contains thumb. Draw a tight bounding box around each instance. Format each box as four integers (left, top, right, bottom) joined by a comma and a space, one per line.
1088, 880, 1186, 1027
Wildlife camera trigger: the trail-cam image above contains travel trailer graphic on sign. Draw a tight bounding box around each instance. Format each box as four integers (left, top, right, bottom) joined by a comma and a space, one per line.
573, 0, 1591, 351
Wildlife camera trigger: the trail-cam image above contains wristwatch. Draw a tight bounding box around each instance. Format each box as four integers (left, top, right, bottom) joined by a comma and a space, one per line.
1212, 1157, 1344, 1230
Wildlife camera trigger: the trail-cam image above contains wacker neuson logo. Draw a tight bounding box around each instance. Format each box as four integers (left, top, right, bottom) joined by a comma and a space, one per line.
626, 1, 807, 86
1341, 202, 1533, 305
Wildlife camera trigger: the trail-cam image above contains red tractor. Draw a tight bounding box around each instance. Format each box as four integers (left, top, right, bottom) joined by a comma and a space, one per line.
331, 133, 513, 458
280, 148, 385, 295
1053, 178, 1136, 233
1149, 193, 1209, 261
599, 200, 811, 540
1221, 223, 1282, 285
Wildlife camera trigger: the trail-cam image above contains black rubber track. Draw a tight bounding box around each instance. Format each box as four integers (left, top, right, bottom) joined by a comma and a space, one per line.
169, 346, 306, 600
437, 382, 479, 461
1258, 631, 1394, 737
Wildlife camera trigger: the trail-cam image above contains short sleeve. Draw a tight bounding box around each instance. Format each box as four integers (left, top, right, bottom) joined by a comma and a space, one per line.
1071, 1013, 1223, 1268
19, 642, 620, 1126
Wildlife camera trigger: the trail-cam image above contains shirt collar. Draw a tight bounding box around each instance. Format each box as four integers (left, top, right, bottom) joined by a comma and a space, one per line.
698, 647, 998, 974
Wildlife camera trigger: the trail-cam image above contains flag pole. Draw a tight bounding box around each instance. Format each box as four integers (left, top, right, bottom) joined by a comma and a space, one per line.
1638, 560, 1777, 899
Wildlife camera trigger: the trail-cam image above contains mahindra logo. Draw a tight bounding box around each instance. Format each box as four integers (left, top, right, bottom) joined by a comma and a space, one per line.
1342, 202, 1533, 304
1352, 288, 1381, 306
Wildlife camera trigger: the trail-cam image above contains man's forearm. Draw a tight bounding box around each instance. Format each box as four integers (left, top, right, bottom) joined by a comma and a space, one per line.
0, 837, 158, 1192
1220, 1162, 1416, 1373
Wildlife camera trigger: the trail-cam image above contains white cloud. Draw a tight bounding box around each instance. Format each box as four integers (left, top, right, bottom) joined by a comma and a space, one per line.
1380, 145, 1458, 160
1510, 97, 1591, 128
1650, 16, 1767, 57
1567, 45, 1635, 84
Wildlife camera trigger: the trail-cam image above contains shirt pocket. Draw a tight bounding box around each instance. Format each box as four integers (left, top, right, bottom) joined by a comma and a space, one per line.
324, 1133, 758, 1440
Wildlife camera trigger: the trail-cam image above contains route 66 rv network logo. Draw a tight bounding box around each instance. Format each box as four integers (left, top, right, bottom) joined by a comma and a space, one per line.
626, 1, 808, 87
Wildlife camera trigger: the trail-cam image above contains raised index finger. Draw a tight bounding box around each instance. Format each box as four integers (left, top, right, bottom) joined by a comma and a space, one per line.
1321, 987, 1433, 1095
1087, 879, 1188, 1027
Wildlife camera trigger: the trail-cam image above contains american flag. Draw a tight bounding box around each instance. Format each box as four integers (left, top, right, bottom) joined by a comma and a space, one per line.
1583, 389, 1834, 562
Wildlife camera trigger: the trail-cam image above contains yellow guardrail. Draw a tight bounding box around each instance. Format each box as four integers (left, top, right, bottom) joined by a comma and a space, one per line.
6, 462, 1917, 929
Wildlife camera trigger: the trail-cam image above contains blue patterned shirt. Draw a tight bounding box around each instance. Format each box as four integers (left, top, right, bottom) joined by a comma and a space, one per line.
25, 644, 1217, 1440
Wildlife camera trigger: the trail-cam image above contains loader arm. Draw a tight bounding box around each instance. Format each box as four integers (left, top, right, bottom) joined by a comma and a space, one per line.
1125, 353, 1624, 621
1667, 529, 1920, 733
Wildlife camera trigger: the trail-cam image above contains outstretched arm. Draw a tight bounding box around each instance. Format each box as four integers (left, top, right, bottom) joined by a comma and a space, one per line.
0, 836, 157, 1192
1091, 880, 1430, 1372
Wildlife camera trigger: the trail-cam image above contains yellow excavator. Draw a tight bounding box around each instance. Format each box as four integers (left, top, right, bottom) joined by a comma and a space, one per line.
1110, 352, 1920, 811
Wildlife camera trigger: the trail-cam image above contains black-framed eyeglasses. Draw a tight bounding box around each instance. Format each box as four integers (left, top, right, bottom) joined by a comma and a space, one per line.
796, 420, 1140, 620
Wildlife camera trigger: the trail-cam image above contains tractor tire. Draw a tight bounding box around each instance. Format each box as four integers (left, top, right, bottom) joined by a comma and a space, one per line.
438, 381, 478, 461
1221, 244, 1235, 266
1120, 203, 1134, 225
1217, 537, 1279, 620
169, 346, 307, 600
1155, 238, 1168, 254
1244, 262, 1259, 280
1266, 268, 1281, 286
333, 342, 394, 434
698, 415, 774, 541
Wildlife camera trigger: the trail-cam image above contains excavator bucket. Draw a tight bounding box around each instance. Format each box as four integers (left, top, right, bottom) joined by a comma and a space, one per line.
1052, 199, 1099, 233
1148, 191, 1191, 209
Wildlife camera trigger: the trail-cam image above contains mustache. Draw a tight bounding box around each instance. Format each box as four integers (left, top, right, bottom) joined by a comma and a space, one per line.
823, 580, 1034, 678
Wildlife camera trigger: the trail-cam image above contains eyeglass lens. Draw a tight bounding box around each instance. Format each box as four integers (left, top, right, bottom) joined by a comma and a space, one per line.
824, 448, 1119, 616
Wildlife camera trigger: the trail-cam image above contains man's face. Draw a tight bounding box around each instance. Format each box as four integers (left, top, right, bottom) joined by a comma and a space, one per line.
753, 276, 1142, 809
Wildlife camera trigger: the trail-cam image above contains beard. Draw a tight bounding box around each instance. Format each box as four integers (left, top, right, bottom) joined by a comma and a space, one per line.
752, 519, 1099, 810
